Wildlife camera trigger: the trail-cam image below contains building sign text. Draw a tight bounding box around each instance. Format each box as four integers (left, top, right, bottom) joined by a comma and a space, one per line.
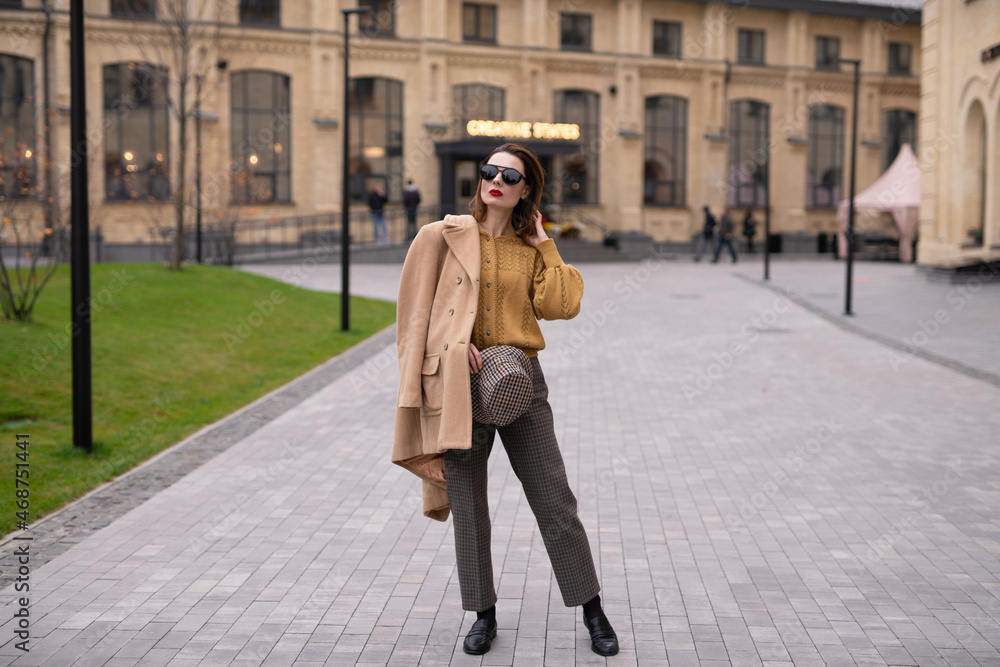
466, 120, 580, 140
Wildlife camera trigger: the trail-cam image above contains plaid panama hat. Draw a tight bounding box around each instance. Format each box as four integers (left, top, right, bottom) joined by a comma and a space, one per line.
470, 345, 534, 426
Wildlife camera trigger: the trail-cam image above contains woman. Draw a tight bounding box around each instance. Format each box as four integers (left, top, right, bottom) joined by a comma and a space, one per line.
392, 143, 618, 657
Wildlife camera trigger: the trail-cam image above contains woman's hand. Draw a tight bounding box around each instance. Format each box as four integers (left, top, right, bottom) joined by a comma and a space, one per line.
526, 210, 549, 247
468, 342, 483, 374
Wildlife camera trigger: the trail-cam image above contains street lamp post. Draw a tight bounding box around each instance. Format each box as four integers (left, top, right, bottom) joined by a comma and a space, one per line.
195, 73, 204, 264
341, 7, 373, 332
763, 165, 771, 282
839, 58, 860, 316
70, 0, 92, 452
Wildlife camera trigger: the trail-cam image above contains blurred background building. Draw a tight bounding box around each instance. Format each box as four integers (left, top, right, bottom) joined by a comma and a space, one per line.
0, 0, 944, 263
918, 0, 1000, 268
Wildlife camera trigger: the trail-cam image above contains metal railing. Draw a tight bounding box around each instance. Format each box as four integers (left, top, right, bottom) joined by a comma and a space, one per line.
152, 204, 458, 264
146, 202, 612, 265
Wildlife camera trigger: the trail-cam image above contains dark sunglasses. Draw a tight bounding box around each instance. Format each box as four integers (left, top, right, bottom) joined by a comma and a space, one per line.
480, 164, 524, 186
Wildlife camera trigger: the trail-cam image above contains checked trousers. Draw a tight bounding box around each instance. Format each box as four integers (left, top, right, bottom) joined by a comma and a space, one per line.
443, 357, 601, 612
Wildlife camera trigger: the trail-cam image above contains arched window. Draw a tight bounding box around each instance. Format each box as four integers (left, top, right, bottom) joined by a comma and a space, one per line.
644, 95, 687, 206
554, 89, 599, 204
0, 54, 36, 199
103, 62, 170, 201
963, 102, 986, 246
728, 100, 769, 207
882, 109, 917, 172
348, 77, 403, 202
806, 104, 845, 208
453, 84, 504, 137
230, 70, 291, 204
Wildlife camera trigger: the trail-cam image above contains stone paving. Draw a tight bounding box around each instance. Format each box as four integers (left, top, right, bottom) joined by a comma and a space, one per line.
1, 257, 998, 666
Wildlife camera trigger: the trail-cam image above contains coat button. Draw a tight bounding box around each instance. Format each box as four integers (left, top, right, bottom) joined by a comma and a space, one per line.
444, 343, 449, 350
456, 277, 462, 284
487, 258, 491, 263
486, 283, 491, 288
486, 331, 491, 336
486, 306, 491, 311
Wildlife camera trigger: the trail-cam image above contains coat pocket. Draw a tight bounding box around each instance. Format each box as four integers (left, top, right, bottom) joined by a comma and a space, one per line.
420, 353, 443, 415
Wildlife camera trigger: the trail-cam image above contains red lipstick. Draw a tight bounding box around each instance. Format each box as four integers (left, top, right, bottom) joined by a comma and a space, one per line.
489, 189, 503, 197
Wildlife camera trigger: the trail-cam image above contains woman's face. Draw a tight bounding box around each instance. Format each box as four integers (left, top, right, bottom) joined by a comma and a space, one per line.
479, 151, 530, 212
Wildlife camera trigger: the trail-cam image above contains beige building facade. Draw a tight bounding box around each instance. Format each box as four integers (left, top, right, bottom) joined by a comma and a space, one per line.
918, 0, 1000, 267
1, 0, 922, 255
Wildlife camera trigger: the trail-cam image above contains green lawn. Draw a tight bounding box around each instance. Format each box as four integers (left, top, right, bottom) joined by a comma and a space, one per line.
1, 263, 397, 538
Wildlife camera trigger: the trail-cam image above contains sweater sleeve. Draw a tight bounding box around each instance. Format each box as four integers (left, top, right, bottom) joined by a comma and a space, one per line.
531, 239, 584, 321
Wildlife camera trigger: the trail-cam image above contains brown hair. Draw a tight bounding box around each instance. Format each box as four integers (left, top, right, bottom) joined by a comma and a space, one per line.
468, 142, 545, 243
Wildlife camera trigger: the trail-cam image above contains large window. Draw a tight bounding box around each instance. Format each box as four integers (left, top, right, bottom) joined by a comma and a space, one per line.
463, 3, 496, 43
738, 29, 765, 65
806, 105, 845, 208
882, 109, 917, 171
561, 13, 592, 51
653, 21, 682, 58
888, 42, 912, 75
239, 0, 279, 26
644, 96, 687, 206
728, 100, 769, 207
111, 0, 155, 19
815, 36, 840, 70
349, 77, 403, 202
0, 55, 35, 199
230, 71, 291, 204
554, 90, 599, 204
359, 0, 395, 37
453, 83, 504, 136
103, 62, 170, 202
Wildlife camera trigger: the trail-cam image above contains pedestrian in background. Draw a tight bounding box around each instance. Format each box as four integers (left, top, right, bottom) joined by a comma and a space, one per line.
712, 207, 738, 263
742, 208, 757, 253
694, 205, 717, 261
392, 142, 619, 658
403, 179, 421, 241
367, 182, 389, 244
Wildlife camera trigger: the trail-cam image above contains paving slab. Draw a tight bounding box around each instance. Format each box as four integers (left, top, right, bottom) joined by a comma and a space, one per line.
1, 257, 997, 666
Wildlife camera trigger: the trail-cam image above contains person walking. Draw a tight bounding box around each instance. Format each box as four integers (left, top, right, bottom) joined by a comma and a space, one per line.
742, 208, 757, 253
712, 207, 738, 263
367, 182, 389, 244
392, 142, 619, 658
403, 179, 421, 241
694, 204, 717, 261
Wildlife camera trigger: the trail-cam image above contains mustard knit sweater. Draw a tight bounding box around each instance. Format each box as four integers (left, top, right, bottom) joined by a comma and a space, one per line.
471, 230, 584, 357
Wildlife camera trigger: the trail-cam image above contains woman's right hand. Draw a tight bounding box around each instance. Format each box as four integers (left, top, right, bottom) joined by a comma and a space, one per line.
468, 342, 483, 374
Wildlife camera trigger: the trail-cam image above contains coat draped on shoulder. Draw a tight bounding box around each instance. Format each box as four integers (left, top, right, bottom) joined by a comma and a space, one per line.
392, 215, 482, 521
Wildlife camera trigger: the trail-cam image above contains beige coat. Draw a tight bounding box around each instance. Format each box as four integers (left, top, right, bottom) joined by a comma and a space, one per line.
392, 215, 482, 521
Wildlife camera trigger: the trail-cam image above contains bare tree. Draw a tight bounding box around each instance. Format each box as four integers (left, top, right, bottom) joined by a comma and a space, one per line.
0, 76, 66, 322
0, 197, 66, 322
115, 0, 233, 270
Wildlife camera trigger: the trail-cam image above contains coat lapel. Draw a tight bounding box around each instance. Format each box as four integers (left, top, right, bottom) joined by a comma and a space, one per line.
442, 215, 481, 285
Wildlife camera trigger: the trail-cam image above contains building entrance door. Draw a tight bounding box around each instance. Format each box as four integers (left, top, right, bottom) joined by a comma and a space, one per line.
455, 157, 555, 209
436, 141, 578, 217
455, 160, 478, 207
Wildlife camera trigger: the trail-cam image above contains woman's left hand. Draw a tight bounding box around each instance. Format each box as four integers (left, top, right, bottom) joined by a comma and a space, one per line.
526, 210, 549, 247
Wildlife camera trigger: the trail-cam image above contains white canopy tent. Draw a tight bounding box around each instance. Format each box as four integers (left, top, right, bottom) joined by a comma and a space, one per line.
837, 142, 921, 263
